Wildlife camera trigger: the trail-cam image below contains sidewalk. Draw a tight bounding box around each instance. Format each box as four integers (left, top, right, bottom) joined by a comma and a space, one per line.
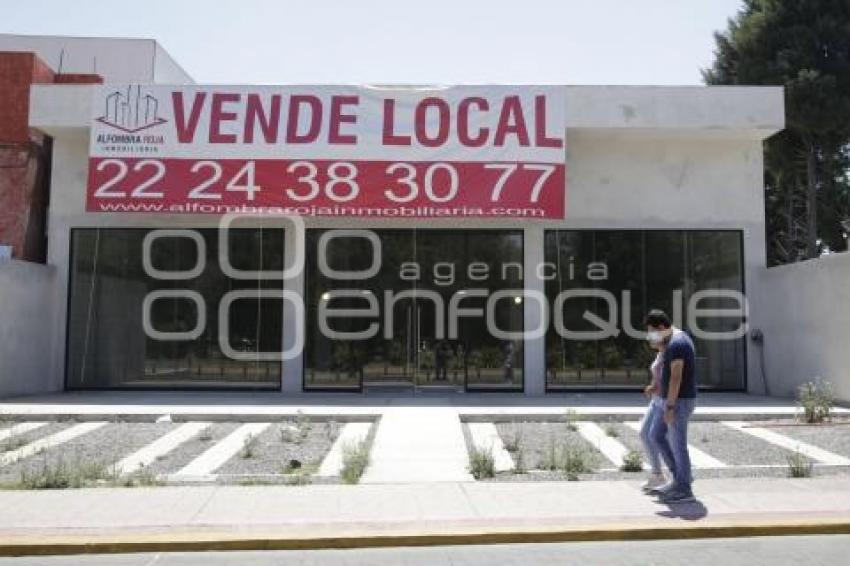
0, 477, 849, 555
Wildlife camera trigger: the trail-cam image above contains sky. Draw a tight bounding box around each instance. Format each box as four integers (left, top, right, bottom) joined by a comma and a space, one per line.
1, 0, 744, 85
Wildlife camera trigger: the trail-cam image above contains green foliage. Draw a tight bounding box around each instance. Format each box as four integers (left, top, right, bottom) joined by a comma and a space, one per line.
600, 342, 623, 370
513, 446, 527, 474
787, 448, 814, 478
503, 424, 524, 453
340, 441, 370, 484
332, 342, 367, 377
540, 436, 560, 471
468, 445, 496, 479
564, 410, 579, 432
704, 0, 850, 262
621, 450, 644, 473
560, 443, 594, 481
240, 432, 259, 459
18, 455, 118, 489
797, 379, 834, 423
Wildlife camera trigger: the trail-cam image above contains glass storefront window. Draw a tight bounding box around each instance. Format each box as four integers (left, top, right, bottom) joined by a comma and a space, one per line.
66, 228, 284, 389
304, 229, 524, 392
544, 230, 745, 391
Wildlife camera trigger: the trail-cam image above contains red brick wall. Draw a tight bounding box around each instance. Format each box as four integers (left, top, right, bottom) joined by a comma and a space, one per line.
0, 52, 102, 261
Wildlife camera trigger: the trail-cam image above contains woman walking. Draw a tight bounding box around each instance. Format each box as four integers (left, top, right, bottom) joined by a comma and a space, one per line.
639, 338, 665, 491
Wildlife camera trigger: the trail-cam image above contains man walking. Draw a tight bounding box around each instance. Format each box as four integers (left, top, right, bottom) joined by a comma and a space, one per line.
644, 309, 698, 504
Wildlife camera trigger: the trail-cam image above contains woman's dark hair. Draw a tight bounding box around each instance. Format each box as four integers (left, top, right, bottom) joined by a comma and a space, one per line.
643, 309, 672, 328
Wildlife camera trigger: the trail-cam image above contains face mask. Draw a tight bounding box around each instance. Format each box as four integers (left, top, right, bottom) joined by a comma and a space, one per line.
646, 331, 663, 344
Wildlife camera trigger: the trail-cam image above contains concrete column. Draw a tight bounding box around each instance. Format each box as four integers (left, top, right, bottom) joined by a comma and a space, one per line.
281, 223, 305, 394
524, 226, 546, 396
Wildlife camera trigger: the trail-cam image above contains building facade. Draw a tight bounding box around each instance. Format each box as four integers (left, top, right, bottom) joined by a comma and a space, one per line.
2, 36, 785, 396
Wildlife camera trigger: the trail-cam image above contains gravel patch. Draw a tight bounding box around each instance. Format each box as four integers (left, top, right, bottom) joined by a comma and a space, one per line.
689, 422, 804, 465
0, 422, 77, 483
493, 422, 605, 473
143, 422, 241, 476
472, 420, 850, 483
217, 420, 343, 477
0, 422, 71, 456
768, 424, 850, 458
1, 422, 180, 484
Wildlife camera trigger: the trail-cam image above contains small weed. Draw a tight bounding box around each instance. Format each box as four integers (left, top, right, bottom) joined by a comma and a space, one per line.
198, 429, 213, 442
340, 440, 370, 484
503, 425, 523, 453
279, 425, 300, 444
18, 453, 117, 489
124, 463, 163, 487
787, 449, 813, 478
604, 422, 619, 438
468, 445, 495, 480
540, 436, 560, 471
240, 433, 259, 459
797, 379, 834, 424
295, 411, 312, 438
620, 449, 644, 472
513, 446, 527, 474
3, 436, 27, 453
560, 443, 593, 480
564, 410, 579, 432
325, 420, 340, 442
284, 474, 312, 486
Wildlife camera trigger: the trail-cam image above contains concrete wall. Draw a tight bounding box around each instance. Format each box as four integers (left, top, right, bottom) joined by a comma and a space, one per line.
0, 34, 193, 84
0, 259, 57, 398
754, 253, 850, 403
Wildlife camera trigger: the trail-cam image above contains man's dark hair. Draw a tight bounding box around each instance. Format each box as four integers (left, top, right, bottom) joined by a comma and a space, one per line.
643, 309, 672, 328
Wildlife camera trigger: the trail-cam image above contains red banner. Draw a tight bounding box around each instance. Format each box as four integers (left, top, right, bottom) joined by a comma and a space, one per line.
88, 86, 566, 218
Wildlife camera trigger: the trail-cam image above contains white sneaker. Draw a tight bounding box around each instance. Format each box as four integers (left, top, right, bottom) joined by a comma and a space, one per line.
640, 473, 666, 492
647, 479, 677, 495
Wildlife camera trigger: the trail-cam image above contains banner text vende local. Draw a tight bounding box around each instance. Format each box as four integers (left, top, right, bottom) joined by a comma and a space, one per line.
171, 92, 564, 149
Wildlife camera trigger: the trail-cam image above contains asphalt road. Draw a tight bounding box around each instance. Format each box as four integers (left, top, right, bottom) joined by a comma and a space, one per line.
1, 535, 849, 565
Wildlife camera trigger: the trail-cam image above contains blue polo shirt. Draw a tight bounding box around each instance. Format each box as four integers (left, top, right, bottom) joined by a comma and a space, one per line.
661, 330, 697, 399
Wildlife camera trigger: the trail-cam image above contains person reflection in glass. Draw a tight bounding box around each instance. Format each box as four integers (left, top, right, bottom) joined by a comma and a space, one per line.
502, 340, 515, 383
435, 340, 451, 381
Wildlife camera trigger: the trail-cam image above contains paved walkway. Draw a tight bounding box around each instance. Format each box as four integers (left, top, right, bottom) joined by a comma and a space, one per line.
0, 477, 848, 554
361, 408, 473, 483
2, 391, 846, 420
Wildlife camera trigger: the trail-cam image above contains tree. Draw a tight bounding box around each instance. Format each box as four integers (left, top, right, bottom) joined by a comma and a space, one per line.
703, 0, 850, 263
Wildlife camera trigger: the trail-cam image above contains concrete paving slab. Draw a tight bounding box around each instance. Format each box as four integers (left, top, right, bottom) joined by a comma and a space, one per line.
2, 391, 846, 421
723, 421, 850, 466
361, 409, 474, 483
316, 422, 372, 477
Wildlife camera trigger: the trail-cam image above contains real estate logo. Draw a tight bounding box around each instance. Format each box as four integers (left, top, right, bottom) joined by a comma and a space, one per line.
97, 85, 167, 133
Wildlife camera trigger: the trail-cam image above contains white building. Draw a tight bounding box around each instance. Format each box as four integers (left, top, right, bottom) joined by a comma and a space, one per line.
2, 35, 791, 398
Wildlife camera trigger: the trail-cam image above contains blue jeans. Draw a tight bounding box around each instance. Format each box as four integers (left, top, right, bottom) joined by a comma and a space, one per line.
651, 397, 696, 492
639, 396, 664, 474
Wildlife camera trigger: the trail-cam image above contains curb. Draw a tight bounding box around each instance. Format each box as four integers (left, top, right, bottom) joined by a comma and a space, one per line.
2, 520, 850, 556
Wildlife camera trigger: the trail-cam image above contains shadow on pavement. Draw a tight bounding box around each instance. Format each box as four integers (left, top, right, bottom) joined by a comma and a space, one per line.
656, 499, 709, 520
